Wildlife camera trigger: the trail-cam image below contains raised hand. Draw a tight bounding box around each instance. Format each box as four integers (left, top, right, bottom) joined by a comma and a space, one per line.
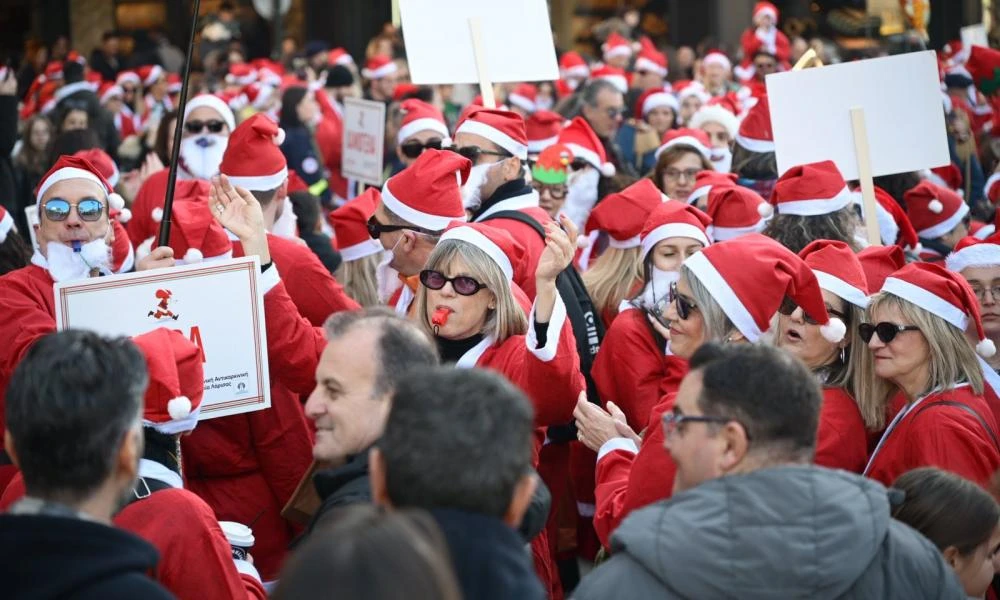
210, 175, 271, 264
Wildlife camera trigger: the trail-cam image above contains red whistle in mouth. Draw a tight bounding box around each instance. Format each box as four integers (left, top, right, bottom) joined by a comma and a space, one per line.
432, 306, 454, 327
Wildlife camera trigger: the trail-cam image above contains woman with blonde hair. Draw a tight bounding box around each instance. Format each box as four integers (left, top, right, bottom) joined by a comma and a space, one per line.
863, 262, 1000, 488
580, 179, 664, 328
650, 129, 713, 204
329, 188, 384, 307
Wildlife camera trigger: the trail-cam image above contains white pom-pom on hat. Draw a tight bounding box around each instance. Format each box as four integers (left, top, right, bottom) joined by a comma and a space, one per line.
167, 396, 192, 419
600, 162, 616, 177
820, 317, 847, 343
576, 234, 591, 249
273, 128, 286, 146
757, 202, 774, 218
183, 248, 204, 263
117, 207, 132, 224
928, 199, 944, 214
977, 338, 997, 358
108, 193, 125, 211
152, 207, 164, 223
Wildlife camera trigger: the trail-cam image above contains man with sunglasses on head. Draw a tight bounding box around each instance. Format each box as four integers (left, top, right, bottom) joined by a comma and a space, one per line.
394, 98, 451, 170
0, 155, 174, 490
575, 343, 966, 600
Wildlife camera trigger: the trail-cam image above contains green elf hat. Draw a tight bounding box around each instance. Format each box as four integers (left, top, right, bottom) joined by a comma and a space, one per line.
531, 144, 574, 185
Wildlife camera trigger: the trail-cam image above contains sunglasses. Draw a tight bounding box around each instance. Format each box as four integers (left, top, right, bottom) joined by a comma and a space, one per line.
448, 145, 512, 163
531, 181, 567, 200
400, 138, 443, 159
778, 298, 847, 325
366, 215, 429, 240
43, 198, 104, 222
859, 322, 920, 344
419, 269, 488, 296
669, 281, 698, 320
184, 119, 227, 135
569, 158, 591, 172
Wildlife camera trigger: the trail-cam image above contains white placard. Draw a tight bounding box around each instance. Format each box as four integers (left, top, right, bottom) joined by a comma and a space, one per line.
399, 0, 559, 84
766, 50, 950, 180
54, 257, 270, 419
23, 205, 38, 249
341, 97, 386, 187
962, 24, 989, 49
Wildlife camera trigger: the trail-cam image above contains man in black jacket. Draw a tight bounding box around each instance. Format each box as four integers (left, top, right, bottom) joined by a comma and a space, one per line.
0, 330, 173, 599
53, 61, 120, 159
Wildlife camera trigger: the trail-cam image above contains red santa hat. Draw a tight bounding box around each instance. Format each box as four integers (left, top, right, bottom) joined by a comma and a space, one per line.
587, 179, 665, 248
109, 220, 134, 273
753, 1, 779, 24
330, 188, 383, 262
676, 80, 711, 105
702, 50, 733, 72
926, 164, 963, 194
689, 170, 738, 206
706, 185, 771, 241
141, 200, 233, 265
455, 108, 529, 160
116, 70, 140, 87
734, 94, 774, 153
904, 181, 969, 240
35, 155, 124, 213
654, 128, 712, 161
99, 82, 123, 105
132, 328, 204, 435
392, 83, 419, 101
851, 186, 919, 250
984, 172, 1000, 205
557, 117, 616, 177
946, 233, 1000, 273
44, 61, 63, 81
881, 262, 996, 357
183, 93, 236, 131
242, 82, 275, 111
525, 110, 565, 154
641, 200, 712, 258
0, 206, 13, 244
137, 65, 165, 87
559, 51, 590, 79
635, 88, 679, 121
253, 60, 284, 86
965, 45, 1000, 94
686, 233, 844, 342
219, 113, 287, 191
689, 104, 740, 140
397, 98, 451, 146
771, 160, 853, 216
799, 239, 870, 309
439, 221, 524, 282
591, 65, 629, 94
362, 55, 398, 80
328, 47, 354, 66
72, 148, 121, 190
166, 73, 182, 95
507, 83, 538, 114
602, 32, 633, 62
858, 245, 906, 293
634, 47, 668, 78
382, 149, 470, 231
226, 63, 258, 87
66, 50, 86, 66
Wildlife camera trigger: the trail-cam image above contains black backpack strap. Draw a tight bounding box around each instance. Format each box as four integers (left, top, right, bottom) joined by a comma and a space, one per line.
124, 476, 175, 508
914, 400, 1000, 451
480, 209, 547, 238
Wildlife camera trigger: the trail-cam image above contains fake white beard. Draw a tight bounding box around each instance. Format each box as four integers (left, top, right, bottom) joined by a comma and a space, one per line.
179, 134, 228, 180
461, 162, 494, 211
562, 167, 601, 232
635, 267, 680, 311
710, 147, 733, 174
40, 239, 112, 282
376, 239, 403, 303
271, 197, 298, 239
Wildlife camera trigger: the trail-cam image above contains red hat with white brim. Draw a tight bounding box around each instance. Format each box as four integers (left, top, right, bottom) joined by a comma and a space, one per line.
219, 113, 287, 191
799, 239, 870, 309
706, 185, 771, 241
330, 188, 384, 262
456, 108, 529, 161
132, 327, 205, 435
640, 200, 712, 259
771, 160, 853, 216
382, 149, 470, 231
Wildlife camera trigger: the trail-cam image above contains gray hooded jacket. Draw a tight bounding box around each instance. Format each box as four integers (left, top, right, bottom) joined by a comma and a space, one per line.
574, 465, 964, 600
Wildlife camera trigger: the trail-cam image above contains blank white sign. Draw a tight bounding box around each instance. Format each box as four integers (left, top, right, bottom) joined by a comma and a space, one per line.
399, 0, 559, 84
962, 24, 989, 49
766, 50, 950, 180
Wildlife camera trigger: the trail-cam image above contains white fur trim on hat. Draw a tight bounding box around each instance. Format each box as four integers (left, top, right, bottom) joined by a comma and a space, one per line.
603, 45, 633, 60
381, 180, 463, 231
946, 243, 1000, 273
362, 61, 398, 80
527, 135, 559, 154
685, 251, 764, 342
597, 74, 629, 94
776, 186, 854, 217
507, 93, 536, 113
689, 105, 740, 139
564, 143, 604, 173
440, 226, 514, 281
227, 167, 288, 192
820, 317, 846, 343
339, 238, 383, 262
397, 118, 451, 146
184, 95, 236, 131
641, 223, 710, 258
814, 270, 869, 309
883, 276, 969, 331
145, 400, 202, 435
984, 172, 1000, 203
167, 396, 192, 419
703, 53, 732, 72
456, 119, 528, 160
641, 92, 679, 119
654, 136, 711, 160
608, 234, 641, 249
36, 167, 108, 207
917, 201, 969, 240
734, 133, 775, 153
635, 56, 668, 77
708, 221, 767, 241
754, 6, 778, 22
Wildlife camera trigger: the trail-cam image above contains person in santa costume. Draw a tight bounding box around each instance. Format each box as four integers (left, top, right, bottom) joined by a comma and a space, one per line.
557, 51, 590, 97
395, 98, 451, 169
99, 83, 140, 140
557, 116, 618, 231
134, 186, 234, 266
525, 110, 565, 164
687, 169, 738, 210
699, 50, 740, 97
905, 180, 971, 262
689, 101, 740, 173
774, 240, 871, 473
507, 83, 538, 119
651, 128, 713, 204
864, 262, 1000, 489
328, 187, 384, 307
602, 32, 633, 70
762, 159, 861, 253
735, 2, 791, 83
361, 55, 399, 103
71, 148, 135, 274
731, 94, 779, 199
705, 182, 770, 240
576, 234, 844, 547
137, 64, 172, 131
127, 94, 235, 249
617, 88, 679, 175
0, 155, 174, 489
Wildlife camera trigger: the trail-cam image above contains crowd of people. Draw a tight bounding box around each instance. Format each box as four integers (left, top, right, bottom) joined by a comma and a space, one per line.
3, 1, 1000, 598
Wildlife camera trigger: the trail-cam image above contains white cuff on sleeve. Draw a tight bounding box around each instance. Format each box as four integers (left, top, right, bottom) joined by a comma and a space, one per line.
597, 437, 639, 462
234, 558, 262, 582
526, 292, 568, 362
259, 263, 281, 294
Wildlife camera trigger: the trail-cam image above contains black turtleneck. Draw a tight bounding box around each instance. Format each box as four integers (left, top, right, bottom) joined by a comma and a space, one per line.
436, 333, 485, 364
472, 177, 533, 221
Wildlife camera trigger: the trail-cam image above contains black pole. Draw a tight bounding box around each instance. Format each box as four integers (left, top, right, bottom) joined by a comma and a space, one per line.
157, 0, 203, 249
272, 0, 284, 61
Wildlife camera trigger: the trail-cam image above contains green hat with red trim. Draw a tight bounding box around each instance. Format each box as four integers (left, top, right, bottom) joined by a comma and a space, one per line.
531, 144, 574, 185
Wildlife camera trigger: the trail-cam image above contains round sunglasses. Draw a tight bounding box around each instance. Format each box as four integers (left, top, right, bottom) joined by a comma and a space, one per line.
400, 138, 443, 159
184, 119, 227, 135
859, 322, 920, 344
43, 198, 104, 222
420, 269, 488, 296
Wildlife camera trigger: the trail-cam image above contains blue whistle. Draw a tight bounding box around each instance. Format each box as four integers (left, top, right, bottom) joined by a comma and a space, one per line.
71, 240, 82, 252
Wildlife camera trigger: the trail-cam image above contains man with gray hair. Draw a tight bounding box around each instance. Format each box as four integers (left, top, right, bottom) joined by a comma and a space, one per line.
578, 78, 632, 177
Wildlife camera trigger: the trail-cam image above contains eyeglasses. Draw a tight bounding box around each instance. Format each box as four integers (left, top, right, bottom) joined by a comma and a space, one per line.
662, 409, 744, 438
858, 322, 921, 344
419, 269, 488, 296
663, 168, 700, 182
635, 70, 651, 77
447, 145, 511, 164
400, 138, 443, 159
753, 61, 777, 71
531, 181, 567, 200
366, 215, 430, 240
669, 281, 698, 320
778, 298, 847, 325
43, 198, 104, 222
970, 285, 1000, 303
184, 119, 227, 135
600, 107, 626, 120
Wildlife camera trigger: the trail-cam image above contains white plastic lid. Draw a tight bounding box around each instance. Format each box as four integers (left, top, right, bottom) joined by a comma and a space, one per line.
219, 521, 255, 547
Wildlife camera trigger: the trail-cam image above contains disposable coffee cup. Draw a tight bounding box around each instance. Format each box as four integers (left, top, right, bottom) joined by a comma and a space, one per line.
220, 521, 254, 561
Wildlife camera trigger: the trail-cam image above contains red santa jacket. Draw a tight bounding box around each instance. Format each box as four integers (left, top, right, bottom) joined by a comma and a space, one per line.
126, 171, 209, 249
866, 383, 1000, 488
474, 193, 550, 301
814, 386, 868, 474
114, 110, 139, 139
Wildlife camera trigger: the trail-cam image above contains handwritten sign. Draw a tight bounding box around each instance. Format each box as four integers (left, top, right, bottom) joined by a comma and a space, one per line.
341, 97, 386, 187
54, 257, 271, 419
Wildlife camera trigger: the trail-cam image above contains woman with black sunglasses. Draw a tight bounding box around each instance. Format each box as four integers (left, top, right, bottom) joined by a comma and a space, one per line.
576, 234, 840, 548
774, 240, 873, 473
863, 262, 1000, 489
394, 99, 450, 169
